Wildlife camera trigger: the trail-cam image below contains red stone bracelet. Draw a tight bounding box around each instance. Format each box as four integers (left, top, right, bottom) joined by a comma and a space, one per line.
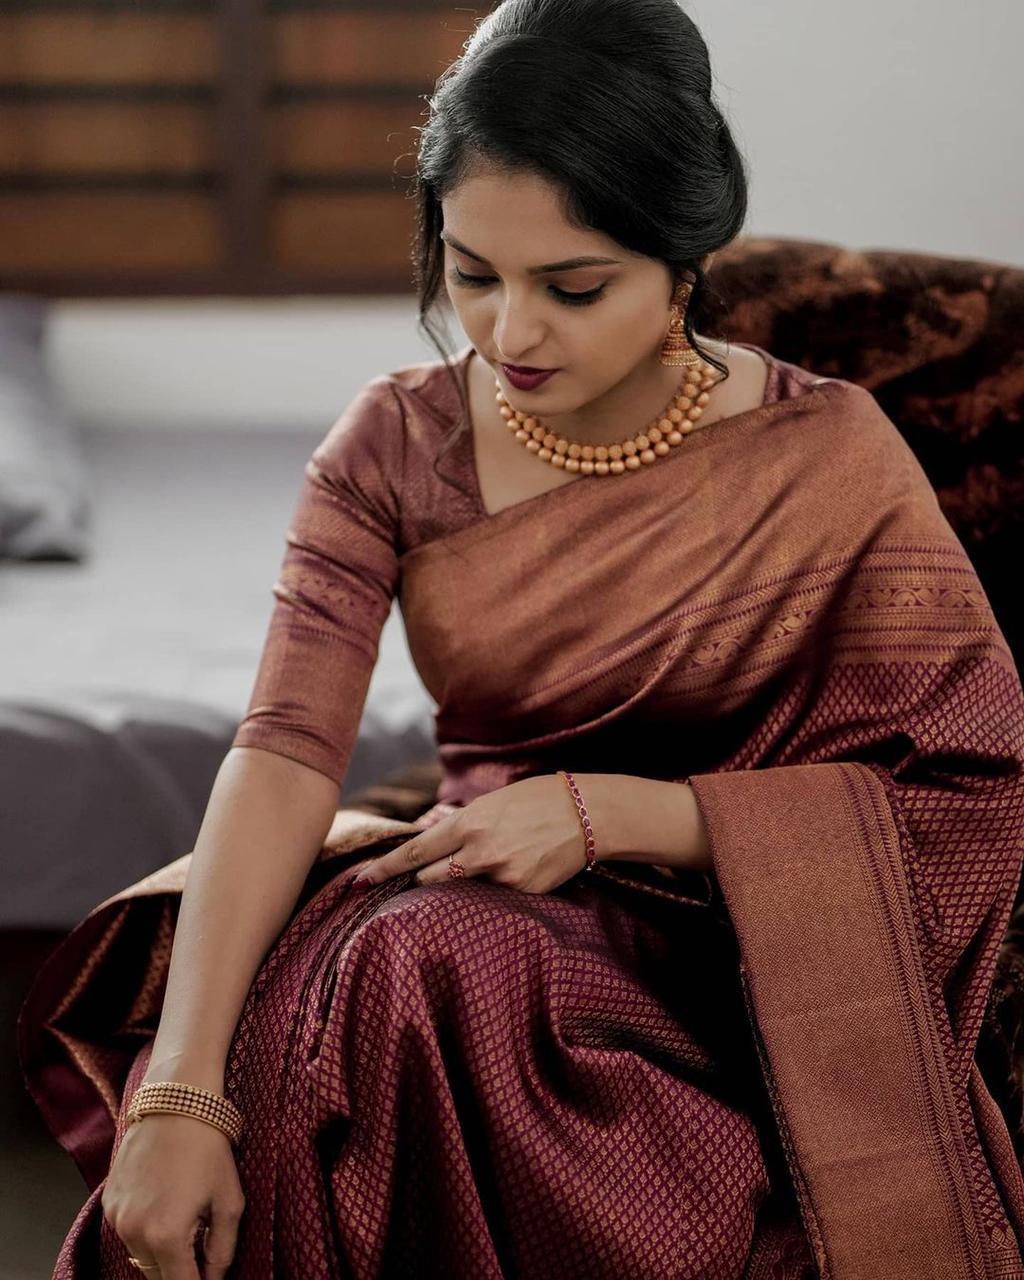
557, 770, 598, 872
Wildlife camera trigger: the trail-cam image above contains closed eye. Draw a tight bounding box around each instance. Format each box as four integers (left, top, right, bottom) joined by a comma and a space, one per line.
448, 266, 606, 308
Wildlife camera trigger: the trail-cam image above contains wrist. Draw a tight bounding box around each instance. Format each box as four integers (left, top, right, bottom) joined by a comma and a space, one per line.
142, 1050, 226, 1094
567, 773, 711, 873
557, 772, 614, 865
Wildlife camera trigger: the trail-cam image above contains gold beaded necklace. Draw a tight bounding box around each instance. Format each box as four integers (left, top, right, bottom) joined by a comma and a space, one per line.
494, 357, 726, 476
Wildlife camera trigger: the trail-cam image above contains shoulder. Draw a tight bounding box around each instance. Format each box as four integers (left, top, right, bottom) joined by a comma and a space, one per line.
791, 374, 955, 543
316, 374, 402, 456
307, 374, 407, 521
756, 345, 911, 472
309, 354, 463, 510
382, 352, 467, 432
809, 376, 915, 472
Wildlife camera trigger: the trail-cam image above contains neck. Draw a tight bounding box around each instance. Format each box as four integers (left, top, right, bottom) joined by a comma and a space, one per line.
498, 335, 723, 447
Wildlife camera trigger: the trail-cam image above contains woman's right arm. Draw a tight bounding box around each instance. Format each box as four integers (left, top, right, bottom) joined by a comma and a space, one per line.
140, 743, 343, 1093
101, 743, 344, 1279
103, 375, 407, 1276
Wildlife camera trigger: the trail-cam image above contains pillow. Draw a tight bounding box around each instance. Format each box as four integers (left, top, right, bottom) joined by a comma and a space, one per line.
0, 293, 91, 560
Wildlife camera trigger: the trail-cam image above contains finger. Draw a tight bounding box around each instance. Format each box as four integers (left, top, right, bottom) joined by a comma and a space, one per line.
120, 1229, 164, 1279
203, 1201, 244, 1280
415, 846, 474, 885
146, 1232, 201, 1280
123, 1254, 162, 1280
356, 821, 458, 885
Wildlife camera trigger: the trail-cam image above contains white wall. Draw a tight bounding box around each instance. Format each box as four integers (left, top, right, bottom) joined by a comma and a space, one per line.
46, 0, 1024, 432
691, 0, 1023, 263
48, 297, 448, 432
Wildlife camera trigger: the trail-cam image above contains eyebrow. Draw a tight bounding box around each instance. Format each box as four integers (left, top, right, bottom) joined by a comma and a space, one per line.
440, 231, 622, 274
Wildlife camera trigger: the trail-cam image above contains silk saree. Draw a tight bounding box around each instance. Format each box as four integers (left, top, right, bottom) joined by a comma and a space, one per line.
19, 342, 1024, 1278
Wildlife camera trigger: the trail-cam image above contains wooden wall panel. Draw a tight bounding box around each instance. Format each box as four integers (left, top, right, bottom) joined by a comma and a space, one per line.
271, 11, 463, 87
271, 190, 415, 279
0, 3, 470, 295
0, 102, 215, 174
0, 14, 217, 84
0, 194, 221, 271
268, 97, 423, 175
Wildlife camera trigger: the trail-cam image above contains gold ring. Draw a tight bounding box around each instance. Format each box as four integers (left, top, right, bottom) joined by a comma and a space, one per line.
127, 1258, 161, 1272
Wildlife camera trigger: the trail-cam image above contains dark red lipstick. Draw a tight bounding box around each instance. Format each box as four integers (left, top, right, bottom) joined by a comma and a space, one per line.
500, 363, 560, 391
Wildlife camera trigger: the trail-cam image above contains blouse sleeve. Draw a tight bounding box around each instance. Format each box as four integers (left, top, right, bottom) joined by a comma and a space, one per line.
230, 375, 404, 787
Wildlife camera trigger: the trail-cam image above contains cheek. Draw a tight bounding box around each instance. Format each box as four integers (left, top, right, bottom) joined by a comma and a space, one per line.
573, 301, 653, 360
620, 288, 666, 335
446, 289, 492, 342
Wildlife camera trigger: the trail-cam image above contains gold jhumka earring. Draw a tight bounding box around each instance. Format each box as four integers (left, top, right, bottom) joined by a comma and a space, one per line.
659, 278, 704, 369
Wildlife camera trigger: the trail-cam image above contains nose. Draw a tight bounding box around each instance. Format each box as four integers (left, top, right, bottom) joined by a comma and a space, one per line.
492, 287, 546, 365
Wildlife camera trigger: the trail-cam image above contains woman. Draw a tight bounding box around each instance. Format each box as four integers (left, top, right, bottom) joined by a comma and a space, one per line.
19, 1, 1024, 1277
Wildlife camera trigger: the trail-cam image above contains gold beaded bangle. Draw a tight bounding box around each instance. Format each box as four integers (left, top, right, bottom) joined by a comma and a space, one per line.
126, 1081, 244, 1147
558, 770, 597, 872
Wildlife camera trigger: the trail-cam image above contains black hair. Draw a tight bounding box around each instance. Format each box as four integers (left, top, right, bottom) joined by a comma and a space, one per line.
404, 0, 749, 494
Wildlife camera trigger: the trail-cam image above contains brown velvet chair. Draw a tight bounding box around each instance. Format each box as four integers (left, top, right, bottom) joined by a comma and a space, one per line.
342, 235, 1024, 1160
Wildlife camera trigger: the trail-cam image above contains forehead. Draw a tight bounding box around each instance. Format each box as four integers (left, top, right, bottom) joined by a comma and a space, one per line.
440, 170, 627, 263
443, 163, 567, 211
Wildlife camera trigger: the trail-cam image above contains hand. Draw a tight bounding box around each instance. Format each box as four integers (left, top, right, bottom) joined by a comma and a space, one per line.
353, 774, 594, 895
101, 1111, 245, 1280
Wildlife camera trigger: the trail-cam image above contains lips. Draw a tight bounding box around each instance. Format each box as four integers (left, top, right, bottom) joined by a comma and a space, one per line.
500, 364, 559, 391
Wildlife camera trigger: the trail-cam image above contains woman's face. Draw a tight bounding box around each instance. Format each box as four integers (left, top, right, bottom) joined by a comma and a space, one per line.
440, 166, 682, 420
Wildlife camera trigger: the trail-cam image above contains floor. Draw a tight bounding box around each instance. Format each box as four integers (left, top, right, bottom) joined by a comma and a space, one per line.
1, 930, 91, 1280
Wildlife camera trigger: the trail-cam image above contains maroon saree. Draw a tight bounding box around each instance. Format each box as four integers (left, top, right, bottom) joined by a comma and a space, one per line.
19, 342, 1024, 1278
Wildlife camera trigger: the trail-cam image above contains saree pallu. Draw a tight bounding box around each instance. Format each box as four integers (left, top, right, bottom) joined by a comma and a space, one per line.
19, 349, 1024, 1278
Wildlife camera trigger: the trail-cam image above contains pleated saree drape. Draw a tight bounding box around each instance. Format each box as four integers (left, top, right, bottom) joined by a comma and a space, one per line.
19, 344, 1024, 1278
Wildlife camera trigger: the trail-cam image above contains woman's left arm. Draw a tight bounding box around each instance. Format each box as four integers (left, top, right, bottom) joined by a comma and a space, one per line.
574, 774, 713, 874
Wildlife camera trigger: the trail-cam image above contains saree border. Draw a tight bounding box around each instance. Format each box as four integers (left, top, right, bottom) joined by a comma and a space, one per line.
688, 760, 1024, 1279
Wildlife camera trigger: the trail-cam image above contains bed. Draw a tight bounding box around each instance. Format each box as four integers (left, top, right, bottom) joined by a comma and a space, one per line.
0, 416, 436, 930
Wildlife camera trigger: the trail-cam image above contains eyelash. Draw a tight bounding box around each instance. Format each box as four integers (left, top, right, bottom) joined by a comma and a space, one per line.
448, 266, 607, 308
